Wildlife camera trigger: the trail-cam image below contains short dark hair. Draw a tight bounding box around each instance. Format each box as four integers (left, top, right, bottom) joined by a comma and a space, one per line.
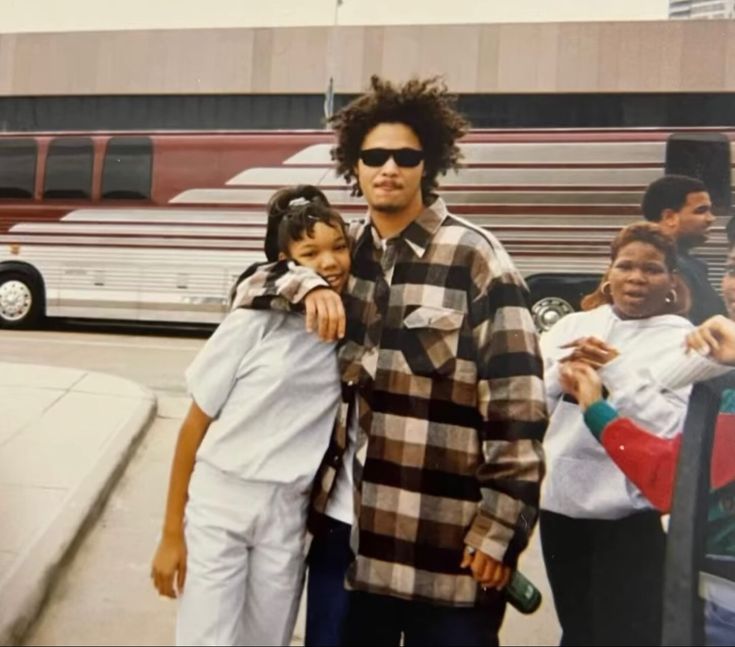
328, 75, 470, 204
264, 185, 346, 262
641, 175, 708, 222
608, 221, 679, 271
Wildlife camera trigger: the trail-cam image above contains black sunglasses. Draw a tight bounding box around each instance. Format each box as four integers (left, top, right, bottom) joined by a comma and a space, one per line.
359, 148, 424, 168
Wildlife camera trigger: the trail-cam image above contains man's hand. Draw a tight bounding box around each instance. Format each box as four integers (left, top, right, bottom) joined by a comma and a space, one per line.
304, 287, 346, 342
559, 336, 619, 368
559, 361, 604, 411
151, 532, 187, 598
686, 315, 735, 365
460, 548, 512, 590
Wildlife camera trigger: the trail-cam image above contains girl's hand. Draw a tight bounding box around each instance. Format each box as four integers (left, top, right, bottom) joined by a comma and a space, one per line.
559, 362, 604, 411
559, 336, 620, 368
686, 315, 735, 365
151, 532, 187, 598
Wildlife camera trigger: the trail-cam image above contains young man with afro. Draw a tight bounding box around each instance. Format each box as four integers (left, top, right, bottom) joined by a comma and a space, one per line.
231, 76, 547, 646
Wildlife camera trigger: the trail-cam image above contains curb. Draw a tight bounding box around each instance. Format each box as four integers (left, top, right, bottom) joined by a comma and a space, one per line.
0, 376, 158, 646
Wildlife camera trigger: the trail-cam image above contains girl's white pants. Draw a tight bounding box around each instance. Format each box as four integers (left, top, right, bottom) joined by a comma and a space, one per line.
176, 461, 309, 646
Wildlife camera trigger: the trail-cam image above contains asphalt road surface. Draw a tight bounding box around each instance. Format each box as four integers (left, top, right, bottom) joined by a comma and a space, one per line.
3, 323, 559, 645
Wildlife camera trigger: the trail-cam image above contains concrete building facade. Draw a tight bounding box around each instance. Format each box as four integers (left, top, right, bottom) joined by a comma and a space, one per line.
0, 19, 732, 130
0, 20, 733, 96
670, 0, 735, 19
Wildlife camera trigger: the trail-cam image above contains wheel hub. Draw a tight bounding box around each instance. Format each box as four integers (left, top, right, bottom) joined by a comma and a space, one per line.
532, 296, 574, 332
0, 280, 32, 321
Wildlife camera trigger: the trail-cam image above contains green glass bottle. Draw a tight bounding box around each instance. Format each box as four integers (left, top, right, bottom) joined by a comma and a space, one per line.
505, 570, 542, 614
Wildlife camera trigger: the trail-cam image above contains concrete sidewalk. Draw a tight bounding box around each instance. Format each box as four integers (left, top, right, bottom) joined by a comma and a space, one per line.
0, 362, 156, 646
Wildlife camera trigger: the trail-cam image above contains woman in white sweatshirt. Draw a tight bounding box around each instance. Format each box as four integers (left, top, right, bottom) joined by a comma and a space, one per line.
539, 222, 693, 647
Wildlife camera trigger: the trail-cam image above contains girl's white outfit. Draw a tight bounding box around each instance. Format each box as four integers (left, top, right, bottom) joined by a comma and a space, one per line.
177, 308, 340, 646
540, 304, 695, 518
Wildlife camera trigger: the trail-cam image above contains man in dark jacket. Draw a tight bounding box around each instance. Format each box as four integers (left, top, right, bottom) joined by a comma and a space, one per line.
642, 174, 726, 324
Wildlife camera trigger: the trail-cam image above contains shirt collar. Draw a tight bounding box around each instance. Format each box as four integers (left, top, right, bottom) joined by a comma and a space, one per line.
354, 198, 449, 259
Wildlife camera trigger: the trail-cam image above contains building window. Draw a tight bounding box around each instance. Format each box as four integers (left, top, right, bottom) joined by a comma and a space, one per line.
0, 139, 36, 199
101, 136, 153, 200
43, 137, 93, 199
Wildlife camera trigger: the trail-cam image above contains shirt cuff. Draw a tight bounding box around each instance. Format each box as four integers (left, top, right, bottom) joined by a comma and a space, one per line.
280, 263, 330, 303
465, 515, 510, 564
583, 400, 620, 442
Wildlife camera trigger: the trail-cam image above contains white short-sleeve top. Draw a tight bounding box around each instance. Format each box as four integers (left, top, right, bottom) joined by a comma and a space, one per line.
186, 308, 340, 485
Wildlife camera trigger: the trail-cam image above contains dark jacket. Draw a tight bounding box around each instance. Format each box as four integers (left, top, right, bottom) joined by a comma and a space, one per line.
677, 249, 727, 325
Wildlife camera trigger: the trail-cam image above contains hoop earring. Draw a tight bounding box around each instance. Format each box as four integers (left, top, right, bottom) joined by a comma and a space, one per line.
601, 282, 612, 300
665, 289, 678, 305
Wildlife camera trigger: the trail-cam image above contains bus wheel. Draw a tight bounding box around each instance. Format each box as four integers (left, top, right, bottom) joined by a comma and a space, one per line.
0, 271, 44, 329
532, 296, 574, 332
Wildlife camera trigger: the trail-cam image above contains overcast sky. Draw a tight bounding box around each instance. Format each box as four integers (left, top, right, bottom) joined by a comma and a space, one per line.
0, 0, 671, 33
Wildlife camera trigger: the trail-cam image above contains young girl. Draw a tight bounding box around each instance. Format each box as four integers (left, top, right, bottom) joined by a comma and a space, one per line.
150, 185, 350, 646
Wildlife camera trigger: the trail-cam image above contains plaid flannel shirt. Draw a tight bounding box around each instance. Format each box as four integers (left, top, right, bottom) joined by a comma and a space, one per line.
232, 198, 547, 606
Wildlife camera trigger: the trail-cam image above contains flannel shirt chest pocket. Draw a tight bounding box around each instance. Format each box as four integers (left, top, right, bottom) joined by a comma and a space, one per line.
401, 305, 465, 377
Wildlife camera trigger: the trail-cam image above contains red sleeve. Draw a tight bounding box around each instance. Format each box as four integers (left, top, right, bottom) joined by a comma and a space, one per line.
601, 419, 682, 513
711, 412, 735, 490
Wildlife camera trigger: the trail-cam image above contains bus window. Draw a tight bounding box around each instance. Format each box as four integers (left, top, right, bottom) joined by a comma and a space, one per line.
101, 137, 153, 200
0, 139, 36, 199
666, 133, 732, 216
43, 137, 93, 200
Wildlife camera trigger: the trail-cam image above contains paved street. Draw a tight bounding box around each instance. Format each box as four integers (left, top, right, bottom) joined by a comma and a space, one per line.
0, 324, 209, 396
2, 326, 203, 645
3, 325, 559, 646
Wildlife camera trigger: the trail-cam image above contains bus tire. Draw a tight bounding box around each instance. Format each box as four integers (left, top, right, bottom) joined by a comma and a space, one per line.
531, 295, 575, 332
0, 270, 45, 329
527, 274, 602, 332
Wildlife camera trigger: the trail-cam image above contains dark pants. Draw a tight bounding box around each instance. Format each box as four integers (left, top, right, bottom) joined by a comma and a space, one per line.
305, 517, 353, 647
540, 509, 666, 647
342, 589, 506, 647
